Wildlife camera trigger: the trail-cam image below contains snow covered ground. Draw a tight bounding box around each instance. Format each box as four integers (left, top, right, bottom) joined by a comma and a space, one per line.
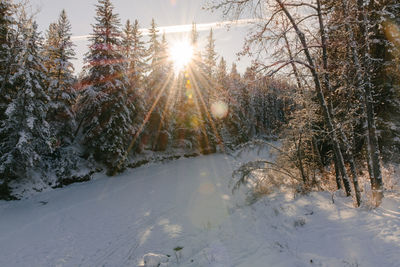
0, 147, 399, 267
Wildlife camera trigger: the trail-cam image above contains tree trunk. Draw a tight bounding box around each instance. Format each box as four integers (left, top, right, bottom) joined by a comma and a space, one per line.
276, 0, 352, 196
296, 135, 307, 184
357, 0, 383, 204
316, 0, 356, 196
333, 155, 342, 190
339, 130, 362, 207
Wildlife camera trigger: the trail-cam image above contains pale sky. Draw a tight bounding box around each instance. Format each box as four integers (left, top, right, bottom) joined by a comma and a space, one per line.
27, 0, 253, 74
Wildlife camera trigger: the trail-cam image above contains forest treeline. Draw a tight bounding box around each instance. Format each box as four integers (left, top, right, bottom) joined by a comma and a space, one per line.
0, 0, 288, 199
1, 0, 399, 206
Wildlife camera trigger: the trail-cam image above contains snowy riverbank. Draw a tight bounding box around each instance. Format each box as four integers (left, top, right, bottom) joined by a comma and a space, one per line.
0, 148, 399, 266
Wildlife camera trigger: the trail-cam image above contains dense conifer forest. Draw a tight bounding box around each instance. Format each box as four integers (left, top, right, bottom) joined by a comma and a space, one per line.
0, 0, 288, 200
0, 0, 399, 208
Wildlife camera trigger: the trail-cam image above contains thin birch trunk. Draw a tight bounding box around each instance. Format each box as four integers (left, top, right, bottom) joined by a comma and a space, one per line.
276, 0, 352, 196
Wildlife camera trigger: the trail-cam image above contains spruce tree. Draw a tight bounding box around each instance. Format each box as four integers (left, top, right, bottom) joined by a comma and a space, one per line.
121, 19, 146, 154
204, 28, 217, 79
159, 33, 172, 74
77, 0, 133, 173
122, 19, 147, 90
0, 0, 16, 198
201, 30, 219, 149
227, 62, 249, 144
214, 57, 230, 145
215, 57, 228, 102
190, 28, 219, 152
190, 22, 202, 66
41, 10, 79, 179
147, 18, 161, 78
0, 21, 51, 195
0, 0, 17, 120
0, 0, 15, 124
145, 19, 171, 151
230, 62, 240, 81
188, 22, 213, 152
0, 0, 14, 88
43, 10, 76, 146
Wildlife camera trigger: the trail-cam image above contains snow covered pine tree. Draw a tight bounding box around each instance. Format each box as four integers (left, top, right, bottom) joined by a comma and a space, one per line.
0, 20, 52, 197
77, 0, 134, 174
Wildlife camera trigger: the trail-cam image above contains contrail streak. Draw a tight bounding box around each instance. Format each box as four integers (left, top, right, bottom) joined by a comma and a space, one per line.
71, 18, 258, 41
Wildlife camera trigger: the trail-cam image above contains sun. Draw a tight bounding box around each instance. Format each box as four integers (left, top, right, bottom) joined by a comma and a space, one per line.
169, 40, 194, 73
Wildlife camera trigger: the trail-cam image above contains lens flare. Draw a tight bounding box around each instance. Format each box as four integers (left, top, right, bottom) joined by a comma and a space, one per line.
211, 101, 229, 119
383, 20, 400, 60
169, 40, 193, 73
190, 115, 200, 129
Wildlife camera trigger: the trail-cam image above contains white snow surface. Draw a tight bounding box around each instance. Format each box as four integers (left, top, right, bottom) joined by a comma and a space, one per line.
0, 148, 399, 267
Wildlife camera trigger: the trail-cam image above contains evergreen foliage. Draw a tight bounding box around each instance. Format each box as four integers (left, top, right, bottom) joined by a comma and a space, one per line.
0, 0, 16, 122
42, 10, 79, 180
204, 29, 217, 79
0, 21, 51, 191
77, 0, 133, 173
43, 10, 76, 146
9, 0, 399, 203
144, 19, 172, 151
121, 19, 146, 153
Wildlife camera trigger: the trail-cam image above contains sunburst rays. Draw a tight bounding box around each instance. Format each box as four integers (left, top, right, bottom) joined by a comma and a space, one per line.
169, 40, 194, 73
120, 41, 227, 163
80, 44, 276, 175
